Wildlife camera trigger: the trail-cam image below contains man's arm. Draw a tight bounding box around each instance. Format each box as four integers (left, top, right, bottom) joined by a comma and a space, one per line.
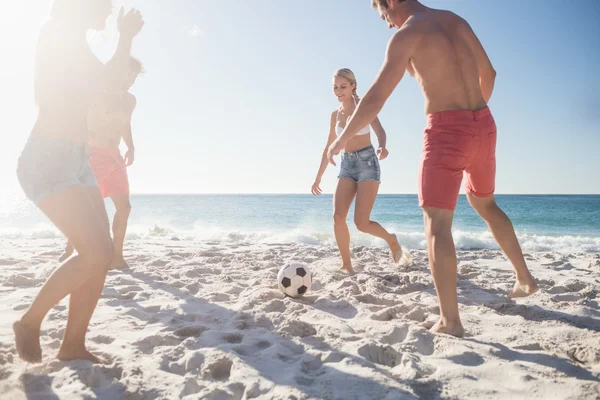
102, 8, 144, 89
334, 26, 417, 150
460, 20, 496, 103
122, 94, 137, 166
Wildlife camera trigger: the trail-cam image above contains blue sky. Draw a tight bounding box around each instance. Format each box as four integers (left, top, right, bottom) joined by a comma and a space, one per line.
0, 0, 599, 196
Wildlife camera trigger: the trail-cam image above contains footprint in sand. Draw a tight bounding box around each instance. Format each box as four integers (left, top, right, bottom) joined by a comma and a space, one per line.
261, 299, 287, 313
223, 333, 244, 344
458, 264, 480, 279
542, 260, 574, 271
448, 351, 485, 366
381, 325, 410, 345
6, 274, 37, 288
358, 343, 401, 367
76, 364, 124, 389
393, 353, 437, 379
143, 305, 162, 313
354, 293, 397, 307
401, 329, 435, 356
135, 334, 183, 354
404, 306, 428, 323
280, 320, 317, 338
202, 353, 233, 380
90, 335, 115, 345
117, 285, 144, 300
322, 351, 347, 364
551, 293, 582, 303
13, 303, 29, 311
370, 305, 411, 321
149, 259, 169, 267
174, 325, 208, 338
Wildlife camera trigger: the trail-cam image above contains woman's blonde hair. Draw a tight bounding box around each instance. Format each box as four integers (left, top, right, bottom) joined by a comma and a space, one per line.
333, 68, 360, 102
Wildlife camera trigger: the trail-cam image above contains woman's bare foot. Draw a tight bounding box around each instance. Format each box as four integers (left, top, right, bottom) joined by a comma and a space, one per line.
340, 264, 354, 274
13, 320, 42, 363
57, 347, 106, 364
389, 234, 413, 266
430, 318, 465, 338
508, 277, 539, 299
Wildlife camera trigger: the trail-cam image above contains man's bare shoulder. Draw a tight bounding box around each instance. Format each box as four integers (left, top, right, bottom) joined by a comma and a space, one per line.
388, 18, 422, 51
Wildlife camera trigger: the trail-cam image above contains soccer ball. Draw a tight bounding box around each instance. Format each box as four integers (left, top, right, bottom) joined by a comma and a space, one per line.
277, 262, 312, 298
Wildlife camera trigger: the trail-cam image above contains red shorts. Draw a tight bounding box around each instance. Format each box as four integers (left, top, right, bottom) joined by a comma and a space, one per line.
418, 107, 497, 210
89, 146, 129, 198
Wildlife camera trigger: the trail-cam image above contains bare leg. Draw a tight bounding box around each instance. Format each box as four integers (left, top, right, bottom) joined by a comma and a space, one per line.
467, 193, 538, 298
14, 186, 113, 363
57, 186, 112, 363
333, 178, 357, 273
108, 193, 132, 269
423, 206, 464, 338
354, 180, 406, 263
58, 240, 74, 262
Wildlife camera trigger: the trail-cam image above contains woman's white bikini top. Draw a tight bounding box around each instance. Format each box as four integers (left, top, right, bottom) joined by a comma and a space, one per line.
335, 97, 370, 136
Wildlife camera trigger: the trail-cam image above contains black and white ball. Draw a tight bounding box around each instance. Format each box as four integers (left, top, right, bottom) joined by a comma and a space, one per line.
277, 262, 312, 298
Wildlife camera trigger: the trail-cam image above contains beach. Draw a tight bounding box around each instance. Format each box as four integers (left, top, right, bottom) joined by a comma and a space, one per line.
0, 195, 599, 400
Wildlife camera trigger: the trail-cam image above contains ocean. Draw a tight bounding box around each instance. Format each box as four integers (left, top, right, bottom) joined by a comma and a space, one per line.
2, 194, 600, 253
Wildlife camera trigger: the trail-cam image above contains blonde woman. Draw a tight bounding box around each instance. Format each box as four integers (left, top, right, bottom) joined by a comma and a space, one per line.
311, 68, 410, 273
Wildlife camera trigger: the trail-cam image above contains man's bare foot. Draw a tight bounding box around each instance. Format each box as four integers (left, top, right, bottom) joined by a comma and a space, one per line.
508, 277, 539, 299
340, 264, 354, 274
13, 320, 42, 363
57, 347, 106, 364
430, 318, 465, 338
109, 256, 130, 270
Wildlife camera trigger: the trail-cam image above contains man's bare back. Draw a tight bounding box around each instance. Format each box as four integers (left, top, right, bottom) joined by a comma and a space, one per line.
404, 9, 490, 114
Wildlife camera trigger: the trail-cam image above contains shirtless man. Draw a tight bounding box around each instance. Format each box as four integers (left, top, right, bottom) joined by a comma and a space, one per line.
61, 57, 142, 269
327, 0, 538, 337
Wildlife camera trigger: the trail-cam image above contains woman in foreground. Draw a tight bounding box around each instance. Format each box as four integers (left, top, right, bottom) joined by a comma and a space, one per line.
14, 0, 143, 363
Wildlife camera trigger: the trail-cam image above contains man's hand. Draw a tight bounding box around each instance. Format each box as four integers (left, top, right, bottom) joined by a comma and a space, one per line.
124, 148, 135, 166
377, 146, 389, 160
327, 139, 343, 166
118, 7, 144, 39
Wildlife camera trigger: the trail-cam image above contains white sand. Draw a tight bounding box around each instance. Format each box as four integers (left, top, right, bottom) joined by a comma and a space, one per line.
0, 237, 599, 399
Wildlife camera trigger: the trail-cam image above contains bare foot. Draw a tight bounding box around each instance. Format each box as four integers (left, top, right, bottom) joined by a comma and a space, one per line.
339, 264, 354, 274
57, 347, 106, 364
389, 234, 413, 266
13, 320, 42, 363
109, 256, 130, 270
430, 318, 465, 338
508, 277, 539, 299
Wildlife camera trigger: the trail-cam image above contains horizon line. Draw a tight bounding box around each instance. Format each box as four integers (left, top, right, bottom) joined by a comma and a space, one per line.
126, 192, 600, 196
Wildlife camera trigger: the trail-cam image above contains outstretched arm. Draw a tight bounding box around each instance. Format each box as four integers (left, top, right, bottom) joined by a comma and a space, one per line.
311, 112, 338, 194
102, 8, 144, 89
